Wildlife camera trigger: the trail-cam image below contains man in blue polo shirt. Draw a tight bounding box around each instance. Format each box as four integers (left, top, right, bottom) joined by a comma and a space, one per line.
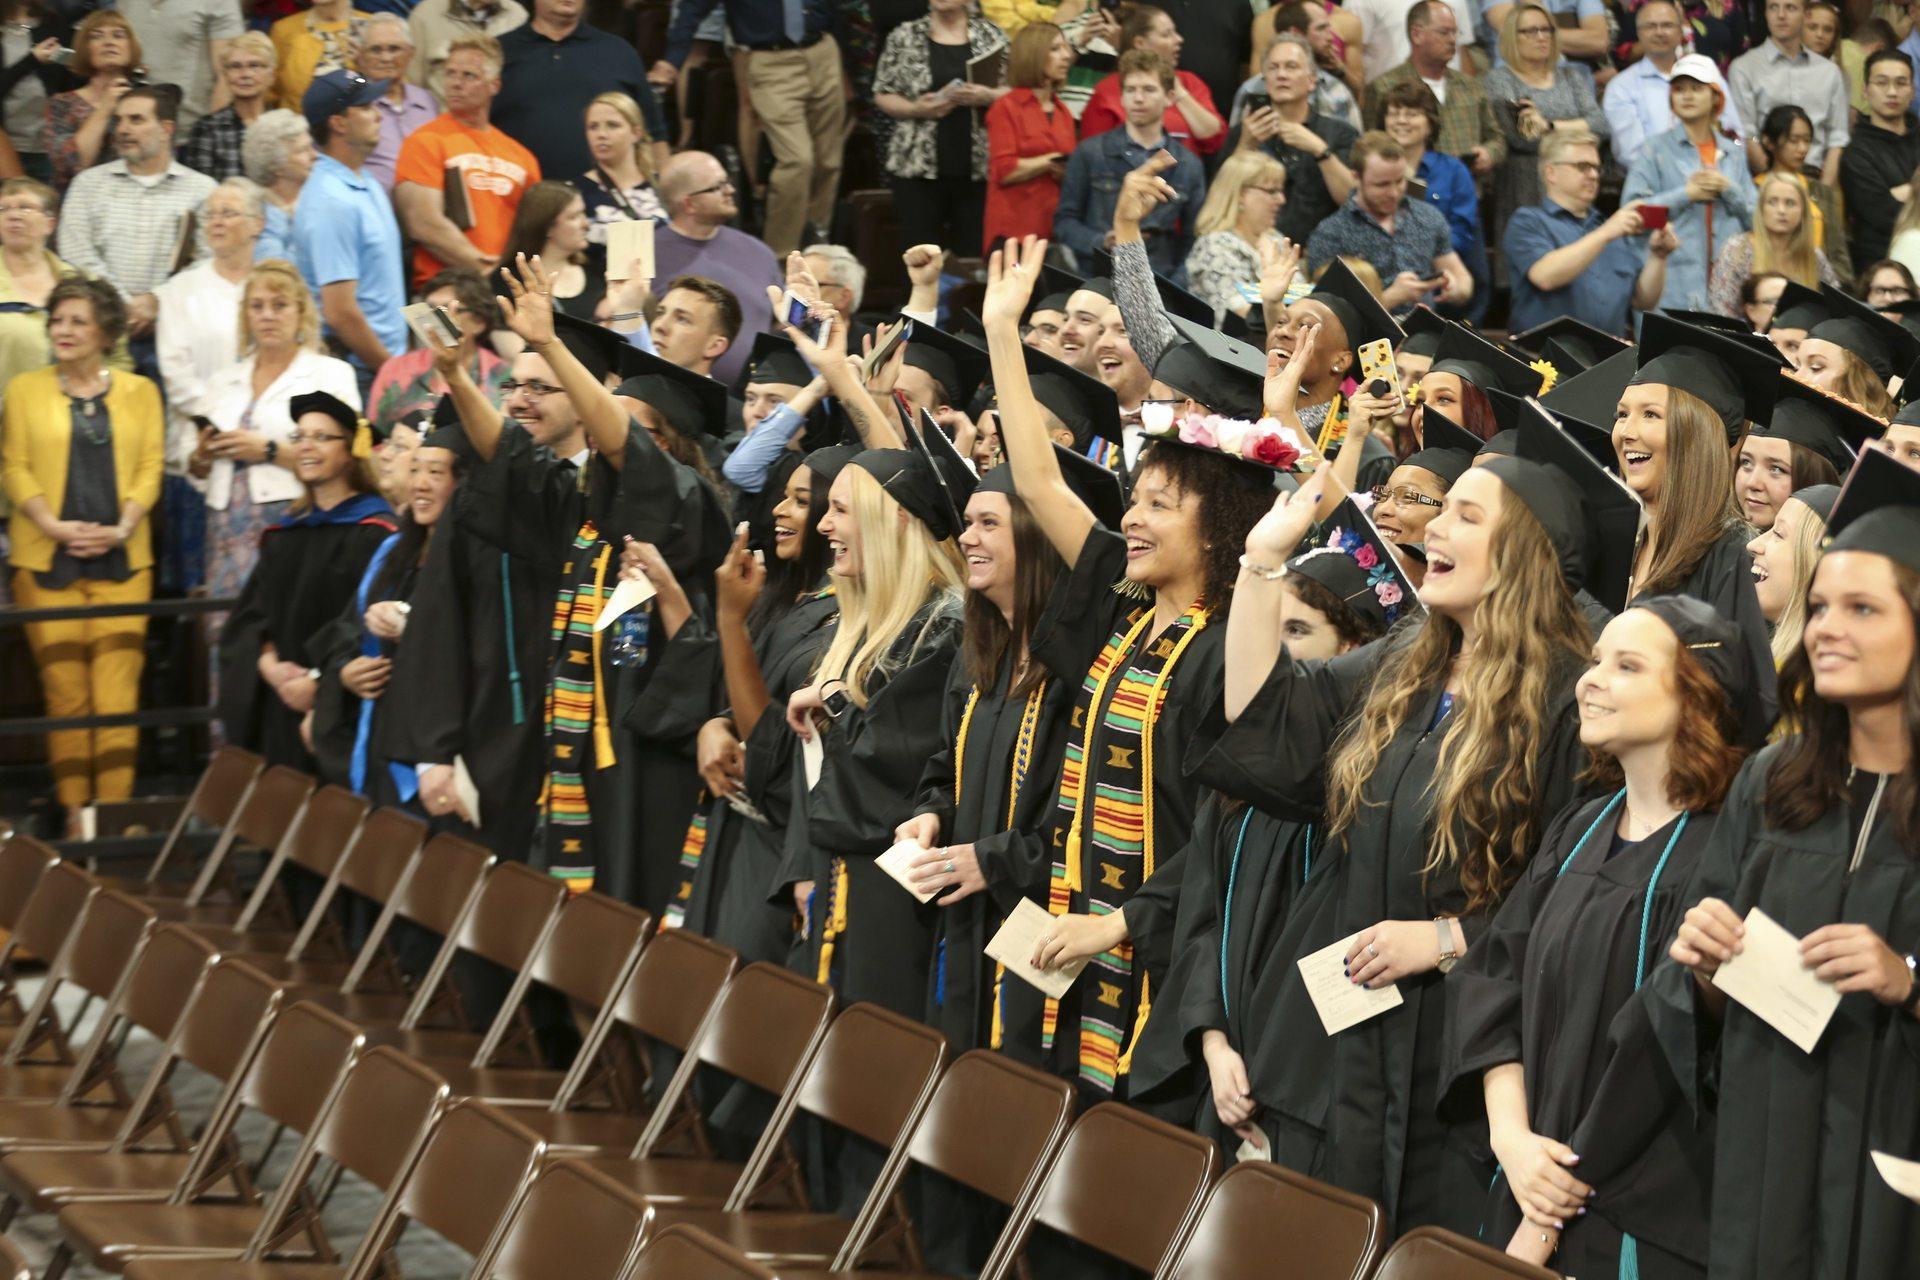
294, 69, 407, 392
1504, 130, 1678, 334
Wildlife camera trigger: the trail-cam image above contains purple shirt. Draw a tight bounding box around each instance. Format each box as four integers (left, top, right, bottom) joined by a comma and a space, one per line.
651, 222, 782, 390
366, 83, 441, 190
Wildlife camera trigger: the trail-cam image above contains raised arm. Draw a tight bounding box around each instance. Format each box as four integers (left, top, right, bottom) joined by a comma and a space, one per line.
1109, 150, 1184, 369
499, 254, 631, 466
771, 295, 904, 450
424, 324, 507, 461
1225, 451, 1329, 721
982, 236, 1096, 568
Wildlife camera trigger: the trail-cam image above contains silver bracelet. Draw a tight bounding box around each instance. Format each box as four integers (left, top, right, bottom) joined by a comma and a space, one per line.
1238, 554, 1286, 581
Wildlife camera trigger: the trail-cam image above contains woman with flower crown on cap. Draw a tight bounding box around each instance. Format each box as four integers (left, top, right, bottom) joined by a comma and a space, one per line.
1203, 392, 1601, 1235
1442, 593, 1763, 1276
1647, 448, 1920, 1279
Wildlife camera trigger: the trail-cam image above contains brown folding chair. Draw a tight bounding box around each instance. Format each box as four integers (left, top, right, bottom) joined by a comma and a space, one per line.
986, 1103, 1219, 1279
476, 1157, 654, 1279
1158, 1159, 1385, 1280
0, 835, 59, 1026
0, 882, 151, 1100
513, 927, 739, 1156
173, 787, 371, 949
50, 1046, 449, 1277
557, 962, 835, 1213
1371, 1226, 1560, 1280
0, 926, 217, 1193
0, 1233, 26, 1280
98, 746, 265, 901
626, 1224, 778, 1280
411, 891, 653, 1107
140, 767, 314, 920
0, 863, 96, 1073
0, 996, 361, 1226
628, 1003, 949, 1268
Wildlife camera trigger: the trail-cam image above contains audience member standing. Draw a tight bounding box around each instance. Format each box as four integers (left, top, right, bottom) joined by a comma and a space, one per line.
654, 0, 844, 256
1379, 81, 1487, 319
243, 109, 315, 262
358, 16, 439, 190
409, 0, 528, 99
1079, 5, 1224, 157
874, 0, 1009, 257
1485, 2, 1608, 241
181, 32, 278, 182
0, 177, 95, 395
1225, 35, 1357, 249
1365, 1, 1503, 180
573, 92, 666, 244
293, 70, 406, 388
44, 10, 140, 193
984, 22, 1078, 253
394, 33, 538, 283
270, 0, 371, 112
1840, 49, 1920, 273
1707, 171, 1843, 314
117, 0, 243, 129
0, 0, 82, 183
1603, 0, 1745, 166
652, 151, 779, 389
1348, 0, 1477, 82
1, 278, 162, 838
57, 86, 218, 372
1306, 131, 1471, 313
494, 0, 666, 184
1758, 103, 1852, 283
1184, 150, 1288, 325
1729, 0, 1850, 184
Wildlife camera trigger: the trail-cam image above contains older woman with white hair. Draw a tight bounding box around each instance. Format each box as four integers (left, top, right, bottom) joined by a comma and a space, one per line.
242, 109, 315, 263
180, 33, 278, 182
153, 178, 265, 590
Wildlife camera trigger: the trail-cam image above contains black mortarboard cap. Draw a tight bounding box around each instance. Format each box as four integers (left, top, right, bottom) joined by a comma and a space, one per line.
977, 438, 1125, 530
1753, 373, 1880, 473
1035, 262, 1090, 318
1540, 338, 1592, 378
1402, 406, 1479, 487
1824, 446, 1920, 572
1661, 307, 1754, 335
551, 311, 623, 385
1629, 313, 1788, 441
802, 443, 859, 496
1792, 482, 1841, 524
1154, 314, 1268, 419
908, 407, 981, 540
1768, 280, 1829, 333
1539, 345, 1635, 440
743, 330, 812, 390
1429, 321, 1547, 398
1398, 305, 1448, 360
1632, 593, 1767, 747
1154, 271, 1215, 326
1303, 258, 1405, 358
1026, 342, 1122, 448
1505, 398, 1645, 614
900, 322, 990, 408
1476, 429, 1518, 458
289, 389, 359, 433
1511, 315, 1632, 370
615, 344, 730, 439
1809, 284, 1920, 383
1291, 494, 1423, 631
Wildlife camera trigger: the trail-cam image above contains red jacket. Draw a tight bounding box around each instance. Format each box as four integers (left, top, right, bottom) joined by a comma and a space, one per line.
1077, 70, 1225, 158
984, 88, 1081, 253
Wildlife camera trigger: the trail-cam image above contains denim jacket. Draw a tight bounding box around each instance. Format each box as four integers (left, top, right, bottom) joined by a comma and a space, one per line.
1620, 124, 1756, 313
1053, 128, 1207, 280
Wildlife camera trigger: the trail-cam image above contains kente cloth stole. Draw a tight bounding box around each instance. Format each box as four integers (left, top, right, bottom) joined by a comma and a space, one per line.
537, 520, 616, 895
1041, 600, 1210, 1093
945, 678, 1047, 1050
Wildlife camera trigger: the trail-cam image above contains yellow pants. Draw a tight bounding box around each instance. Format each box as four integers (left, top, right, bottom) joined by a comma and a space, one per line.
11, 568, 151, 809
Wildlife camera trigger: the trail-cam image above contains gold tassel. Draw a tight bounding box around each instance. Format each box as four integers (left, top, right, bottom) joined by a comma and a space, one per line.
351, 419, 374, 459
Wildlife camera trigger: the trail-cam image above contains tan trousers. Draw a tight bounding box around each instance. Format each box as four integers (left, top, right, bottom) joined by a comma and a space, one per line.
13, 568, 151, 809
744, 36, 847, 256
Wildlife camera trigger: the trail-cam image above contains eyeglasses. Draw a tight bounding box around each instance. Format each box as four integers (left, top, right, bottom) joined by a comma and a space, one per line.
502, 379, 564, 398
204, 208, 256, 222
1251, 185, 1286, 196
1870, 284, 1914, 300
1370, 484, 1444, 509
1550, 160, 1603, 174
288, 431, 350, 446
689, 180, 735, 197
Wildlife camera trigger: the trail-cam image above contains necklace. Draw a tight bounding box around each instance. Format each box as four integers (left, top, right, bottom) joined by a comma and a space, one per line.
58, 367, 108, 420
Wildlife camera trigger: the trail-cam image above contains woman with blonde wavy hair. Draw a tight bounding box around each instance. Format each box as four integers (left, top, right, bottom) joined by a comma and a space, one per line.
1185, 149, 1289, 326
572, 91, 666, 248
1204, 392, 1601, 1237
780, 442, 969, 1019
1747, 483, 1837, 669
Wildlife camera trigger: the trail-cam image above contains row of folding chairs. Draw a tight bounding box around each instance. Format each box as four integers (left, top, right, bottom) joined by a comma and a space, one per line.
0, 747, 1562, 1280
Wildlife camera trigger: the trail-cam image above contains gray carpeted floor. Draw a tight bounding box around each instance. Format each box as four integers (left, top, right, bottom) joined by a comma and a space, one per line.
0, 977, 471, 1279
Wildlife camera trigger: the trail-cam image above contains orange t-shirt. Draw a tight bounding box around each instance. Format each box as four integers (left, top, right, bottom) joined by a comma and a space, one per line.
393, 114, 541, 284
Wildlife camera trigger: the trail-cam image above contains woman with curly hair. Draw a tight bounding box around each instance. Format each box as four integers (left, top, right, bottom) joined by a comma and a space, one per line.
1445, 596, 1759, 1275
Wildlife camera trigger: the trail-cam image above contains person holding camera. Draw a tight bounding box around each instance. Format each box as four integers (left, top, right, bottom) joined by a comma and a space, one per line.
1484, 1, 1607, 244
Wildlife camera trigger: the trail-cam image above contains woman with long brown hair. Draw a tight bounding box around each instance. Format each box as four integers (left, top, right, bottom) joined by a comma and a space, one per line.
1445, 596, 1760, 1276
1768, 280, 1913, 422
1203, 396, 1606, 1236
501, 180, 599, 319
1658, 447, 1920, 1278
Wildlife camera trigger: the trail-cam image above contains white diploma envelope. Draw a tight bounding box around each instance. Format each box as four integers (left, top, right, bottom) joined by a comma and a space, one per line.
1711, 907, 1841, 1054
1297, 932, 1404, 1036
592, 574, 657, 633
876, 839, 940, 904
986, 898, 1089, 1000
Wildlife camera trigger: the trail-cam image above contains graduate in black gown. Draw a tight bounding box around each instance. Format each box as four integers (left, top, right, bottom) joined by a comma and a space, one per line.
309, 424, 463, 807
217, 392, 396, 771
1442, 596, 1764, 1276
1199, 391, 1606, 1236
896, 339, 1127, 1068
1767, 280, 1916, 420
1653, 448, 1920, 1280
670, 444, 849, 961
776, 431, 972, 1020
1129, 502, 1405, 1170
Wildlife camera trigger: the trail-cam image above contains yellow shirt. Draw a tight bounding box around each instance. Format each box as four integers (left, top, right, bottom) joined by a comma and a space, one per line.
1, 365, 164, 572
270, 10, 373, 112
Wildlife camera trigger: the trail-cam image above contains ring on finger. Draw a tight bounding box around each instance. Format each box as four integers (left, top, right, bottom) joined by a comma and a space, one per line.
1367, 942, 1378, 957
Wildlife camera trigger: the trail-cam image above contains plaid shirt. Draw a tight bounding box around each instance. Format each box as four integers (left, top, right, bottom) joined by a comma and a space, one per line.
1364, 62, 1506, 168
179, 107, 246, 182
56, 160, 218, 299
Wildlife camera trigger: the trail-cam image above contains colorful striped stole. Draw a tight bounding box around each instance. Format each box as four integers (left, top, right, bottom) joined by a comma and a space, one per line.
536, 521, 616, 895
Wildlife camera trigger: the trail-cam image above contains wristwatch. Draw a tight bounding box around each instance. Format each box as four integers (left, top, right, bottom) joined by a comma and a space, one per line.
1901, 953, 1920, 1016
263, 439, 278, 464
821, 682, 851, 720
1434, 917, 1460, 974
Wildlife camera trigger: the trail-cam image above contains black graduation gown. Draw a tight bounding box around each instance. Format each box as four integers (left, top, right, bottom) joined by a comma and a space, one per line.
778, 596, 965, 1019
678, 589, 839, 965
1665, 525, 1778, 725
308, 531, 424, 803
1199, 625, 1589, 1235
1441, 795, 1719, 1277
912, 655, 1076, 1065
1027, 527, 1226, 1103
1636, 747, 1920, 1280
216, 496, 398, 772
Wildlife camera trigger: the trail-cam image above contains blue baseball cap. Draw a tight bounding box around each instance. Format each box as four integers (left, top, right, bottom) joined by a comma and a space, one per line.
301, 69, 391, 130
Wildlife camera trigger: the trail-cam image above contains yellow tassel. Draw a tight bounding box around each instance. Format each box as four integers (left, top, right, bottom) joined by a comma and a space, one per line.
586, 542, 617, 771
351, 419, 374, 459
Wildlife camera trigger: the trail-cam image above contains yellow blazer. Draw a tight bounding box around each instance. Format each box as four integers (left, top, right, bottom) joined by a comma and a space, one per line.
1, 366, 164, 573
